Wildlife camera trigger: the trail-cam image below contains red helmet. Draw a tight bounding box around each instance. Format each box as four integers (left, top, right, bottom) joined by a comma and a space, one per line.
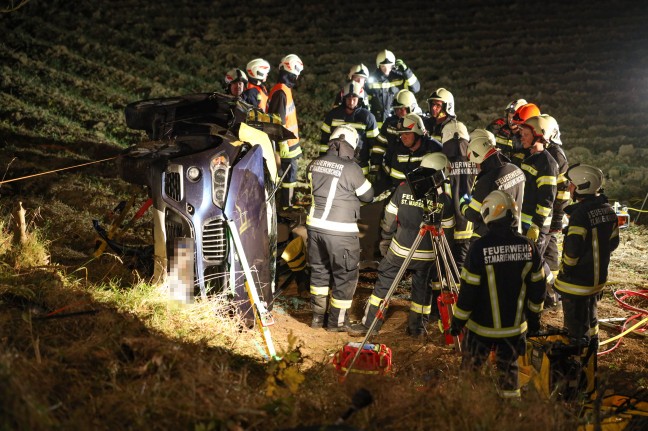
511, 103, 540, 124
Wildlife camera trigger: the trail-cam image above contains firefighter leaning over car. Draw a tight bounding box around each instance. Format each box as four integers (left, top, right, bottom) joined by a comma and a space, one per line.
554, 164, 619, 381
487, 98, 527, 158
460, 129, 525, 240
223, 68, 257, 106
366, 49, 420, 127
268, 54, 304, 209
438, 120, 478, 268
333, 64, 370, 108
381, 113, 442, 192
350, 153, 454, 338
508, 103, 541, 167
451, 190, 546, 399
244, 58, 271, 111
307, 124, 374, 331
539, 114, 570, 308
320, 81, 379, 176
423, 88, 456, 142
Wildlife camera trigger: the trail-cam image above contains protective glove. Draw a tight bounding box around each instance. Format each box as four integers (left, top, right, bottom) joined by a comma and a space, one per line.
379, 239, 391, 257
278, 141, 290, 159
395, 59, 407, 71
449, 319, 464, 337
459, 193, 472, 213
526, 223, 540, 242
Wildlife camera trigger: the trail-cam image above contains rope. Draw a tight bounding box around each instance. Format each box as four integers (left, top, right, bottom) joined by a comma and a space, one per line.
626, 207, 648, 213
598, 289, 648, 356
0, 156, 118, 185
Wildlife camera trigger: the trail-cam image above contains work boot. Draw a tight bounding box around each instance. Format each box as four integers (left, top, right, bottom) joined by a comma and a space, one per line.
326, 323, 351, 332
348, 323, 379, 337
311, 314, 325, 329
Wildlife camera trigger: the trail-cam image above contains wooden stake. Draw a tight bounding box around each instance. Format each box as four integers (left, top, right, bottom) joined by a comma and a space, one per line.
12, 201, 27, 245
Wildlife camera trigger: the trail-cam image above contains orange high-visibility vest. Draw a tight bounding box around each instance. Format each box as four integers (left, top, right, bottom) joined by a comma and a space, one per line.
268, 83, 300, 152
247, 82, 269, 112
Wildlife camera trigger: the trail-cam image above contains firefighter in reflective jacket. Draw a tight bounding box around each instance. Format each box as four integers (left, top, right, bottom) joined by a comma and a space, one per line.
320, 81, 379, 176
307, 125, 374, 331
555, 164, 619, 343
382, 113, 442, 191
539, 114, 570, 307
423, 88, 456, 142
245, 58, 271, 111
460, 129, 525, 239
486, 98, 527, 157
451, 190, 546, 399
366, 49, 420, 126
439, 120, 478, 268
268, 54, 304, 209
349, 153, 453, 337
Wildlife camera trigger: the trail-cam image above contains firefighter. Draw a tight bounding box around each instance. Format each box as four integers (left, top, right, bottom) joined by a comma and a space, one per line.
333, 64, 370, 107
382, 113, 442, 192
366, 49, 420, 127
223, 68, 256, 105
320, 81, 379, 176
244, 58, 271, 111
423, 88, 456, 142
540, 114, 570, 308
268, 54, 304, 209
350, 152, 453, 337
460, 129, 525, 240
508, 103, 541, 167
439, 120, 478, 268
555, 164, 619, 348
451, 190, 546, 399
486, 98, 527, 158
371, 89, 419, 193
518, 116, 558, 264
307, 124, 374, 331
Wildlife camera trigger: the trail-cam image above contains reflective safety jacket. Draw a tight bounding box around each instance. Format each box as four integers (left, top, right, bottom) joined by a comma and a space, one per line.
453, 224, 546, 338
374, 114, 401, 166
555, 194, 619, 297
381, 182, 453, 270
320, 104, 379, 174
520, 150, 558, 231
487, 117, 516, 154
268, 82, 301, 159
546, 143, 570, 231
462, 152, 525, 238
366, 67, 420, 124
382, 136, 443, 189
423, 115, 453, 143
245, 81, 269, 111
442, 135, 478, 242
306, 145, 374, 235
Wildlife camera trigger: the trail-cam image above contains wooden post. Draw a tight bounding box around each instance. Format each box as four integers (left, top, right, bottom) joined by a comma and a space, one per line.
12, 201, 27, 245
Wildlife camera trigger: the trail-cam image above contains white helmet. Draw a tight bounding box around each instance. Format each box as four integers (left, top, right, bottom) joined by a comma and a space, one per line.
427, 88, 455, 117
392, 89, 418, 112
279, 54, 303, 76
480, 190, 520, 225
376, 49, 395, 67
467, 129, 497, 164
224, 68, 248, 85
330, 124, 360, 150
342, 81, 366, 100
397, 113, 426, 136
420, 152, 449, 175
347, 63, 369, 80
539, 114, 562, 145
246, 58, 271, 82
566, 164, 604, 195
441, 120, 469, 143
521, 115, 553, 143
505, 99, 528, 114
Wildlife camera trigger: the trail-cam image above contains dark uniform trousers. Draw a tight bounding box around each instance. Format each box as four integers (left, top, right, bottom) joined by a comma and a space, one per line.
461, 331, 524, 397
361, 256, 433, 334
308, 231, 360, 327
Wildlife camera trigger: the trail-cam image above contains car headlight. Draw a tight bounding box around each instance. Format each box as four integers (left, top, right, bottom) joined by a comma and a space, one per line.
210, 152, 229, 207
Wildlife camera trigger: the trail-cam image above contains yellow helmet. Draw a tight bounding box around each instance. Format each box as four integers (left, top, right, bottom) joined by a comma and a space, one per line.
376, 49, 395, 67
481, 190, 519, 225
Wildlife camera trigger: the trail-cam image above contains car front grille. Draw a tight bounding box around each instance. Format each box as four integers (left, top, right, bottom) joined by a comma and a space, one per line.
165, 171, 181, 201
203, 218, 227, 263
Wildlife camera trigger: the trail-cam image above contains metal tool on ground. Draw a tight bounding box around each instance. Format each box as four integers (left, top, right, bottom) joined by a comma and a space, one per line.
342, 171, 462, 379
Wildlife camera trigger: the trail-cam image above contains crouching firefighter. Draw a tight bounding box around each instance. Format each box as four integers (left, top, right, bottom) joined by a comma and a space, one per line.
554, 164, 619, 396
307, 124, 374, 331
451, 190, 546, 399
350, 153, 453, 338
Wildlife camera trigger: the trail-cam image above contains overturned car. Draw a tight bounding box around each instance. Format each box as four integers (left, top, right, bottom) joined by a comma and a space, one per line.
113, 93, 298, 329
